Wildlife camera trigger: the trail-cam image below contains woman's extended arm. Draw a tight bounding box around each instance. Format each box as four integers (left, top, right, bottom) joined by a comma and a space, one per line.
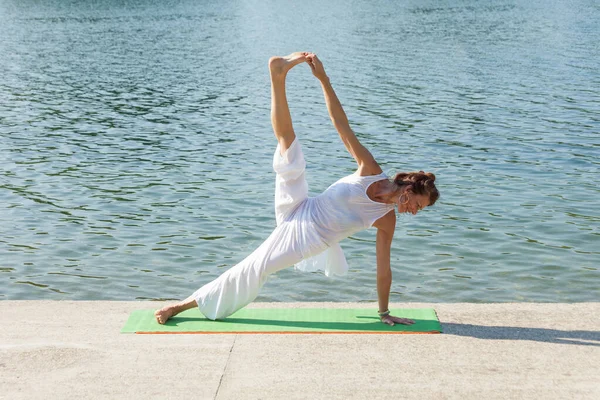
307, 54, 382, 176
373, 212, 415, 326
376, 224, 393, 314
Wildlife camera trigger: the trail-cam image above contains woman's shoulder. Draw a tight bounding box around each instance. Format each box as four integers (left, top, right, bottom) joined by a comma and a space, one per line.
334, 170, 387, 188
350, 170, 388, 182
355, 163, 384, 177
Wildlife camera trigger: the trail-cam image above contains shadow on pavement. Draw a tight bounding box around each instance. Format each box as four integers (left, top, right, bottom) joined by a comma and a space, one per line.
441, 323, 600, 346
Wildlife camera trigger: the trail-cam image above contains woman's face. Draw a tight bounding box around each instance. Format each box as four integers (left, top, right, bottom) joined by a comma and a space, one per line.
398, 192, 430, 215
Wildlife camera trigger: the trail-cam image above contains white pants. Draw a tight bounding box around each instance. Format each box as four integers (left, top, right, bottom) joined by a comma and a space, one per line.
192, 139, 327, 320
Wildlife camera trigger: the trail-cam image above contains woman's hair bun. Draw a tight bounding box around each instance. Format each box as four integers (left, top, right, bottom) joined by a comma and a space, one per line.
424, 171, 436, 182
393, 171, 439, 206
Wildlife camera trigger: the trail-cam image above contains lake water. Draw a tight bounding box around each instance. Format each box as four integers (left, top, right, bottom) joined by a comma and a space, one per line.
1, 0, 598, 303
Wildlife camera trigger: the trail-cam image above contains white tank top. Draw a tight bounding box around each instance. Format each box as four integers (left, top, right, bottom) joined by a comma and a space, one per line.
294, 172, 395, 277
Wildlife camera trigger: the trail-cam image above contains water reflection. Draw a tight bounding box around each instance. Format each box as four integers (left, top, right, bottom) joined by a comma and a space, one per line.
0, 0, 598, 302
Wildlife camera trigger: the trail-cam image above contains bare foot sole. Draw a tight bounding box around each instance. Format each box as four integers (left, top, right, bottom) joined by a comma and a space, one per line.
154, 306, 176, 324
269, 52, 309, 77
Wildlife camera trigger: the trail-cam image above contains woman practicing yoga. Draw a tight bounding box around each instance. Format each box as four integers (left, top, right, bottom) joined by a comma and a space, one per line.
155, 52, 439, 326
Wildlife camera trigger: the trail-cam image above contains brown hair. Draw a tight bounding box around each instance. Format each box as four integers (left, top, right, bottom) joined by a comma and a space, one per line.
393, 171, 439, 206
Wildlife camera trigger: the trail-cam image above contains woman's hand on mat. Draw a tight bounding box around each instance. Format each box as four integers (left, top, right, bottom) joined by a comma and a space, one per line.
381, 315, 415, 326
306, 53, 328, 82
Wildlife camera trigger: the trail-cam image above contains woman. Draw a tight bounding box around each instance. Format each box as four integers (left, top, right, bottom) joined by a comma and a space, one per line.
155, 52, 439, 326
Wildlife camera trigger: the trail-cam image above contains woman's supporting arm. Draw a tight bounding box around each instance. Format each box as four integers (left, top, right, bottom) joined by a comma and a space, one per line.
376, 220, 394, 315
373, 211, 415, 326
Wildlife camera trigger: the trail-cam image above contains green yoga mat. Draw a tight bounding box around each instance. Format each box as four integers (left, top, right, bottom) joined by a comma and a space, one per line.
121, 308, 442, 334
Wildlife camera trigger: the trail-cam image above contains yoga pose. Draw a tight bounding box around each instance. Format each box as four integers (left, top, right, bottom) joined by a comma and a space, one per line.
155, 52, 439, 326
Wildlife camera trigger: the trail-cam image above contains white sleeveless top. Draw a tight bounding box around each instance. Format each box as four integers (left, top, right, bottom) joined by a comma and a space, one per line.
294, 172, 395, 277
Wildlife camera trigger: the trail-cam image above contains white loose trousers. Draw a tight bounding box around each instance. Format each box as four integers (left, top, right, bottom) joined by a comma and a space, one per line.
192, 139, 328, 320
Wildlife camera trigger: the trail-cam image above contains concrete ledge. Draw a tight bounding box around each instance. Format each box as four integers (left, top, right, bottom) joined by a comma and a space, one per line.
1, 301, 599, 399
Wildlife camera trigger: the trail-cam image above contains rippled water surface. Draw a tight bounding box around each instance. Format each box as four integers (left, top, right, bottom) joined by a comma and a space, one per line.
1, 0, 598, 302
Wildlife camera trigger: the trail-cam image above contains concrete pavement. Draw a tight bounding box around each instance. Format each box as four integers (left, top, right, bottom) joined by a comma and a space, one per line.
1, 301, 598, 399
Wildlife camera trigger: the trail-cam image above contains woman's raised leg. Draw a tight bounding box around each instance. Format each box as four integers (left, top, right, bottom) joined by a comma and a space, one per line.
155, 53, 310, 325
269, 52, 309, 154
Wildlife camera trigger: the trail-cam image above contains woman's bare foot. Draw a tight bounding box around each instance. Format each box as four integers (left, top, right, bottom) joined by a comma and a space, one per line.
154, 297, 197, 324
154, 305, 177, 324
269, 52, 309, 78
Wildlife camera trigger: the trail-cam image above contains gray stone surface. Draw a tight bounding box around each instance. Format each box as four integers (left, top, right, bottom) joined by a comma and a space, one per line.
1, 301, 598, 399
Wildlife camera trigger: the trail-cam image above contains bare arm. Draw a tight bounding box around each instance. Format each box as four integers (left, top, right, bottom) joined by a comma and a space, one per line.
376, 222, 393, 314
307, 54, 382, 176
372, 211, 415, 326
374, 212, 395, 314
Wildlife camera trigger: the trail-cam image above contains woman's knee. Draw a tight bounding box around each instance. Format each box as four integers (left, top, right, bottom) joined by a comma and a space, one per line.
276, 135, 296, 156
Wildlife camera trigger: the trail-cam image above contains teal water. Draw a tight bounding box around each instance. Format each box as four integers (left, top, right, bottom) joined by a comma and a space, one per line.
1, 0, 598, 302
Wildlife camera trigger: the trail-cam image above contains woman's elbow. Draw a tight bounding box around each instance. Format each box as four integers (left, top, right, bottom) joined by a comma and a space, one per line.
376, 267, 392, 280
